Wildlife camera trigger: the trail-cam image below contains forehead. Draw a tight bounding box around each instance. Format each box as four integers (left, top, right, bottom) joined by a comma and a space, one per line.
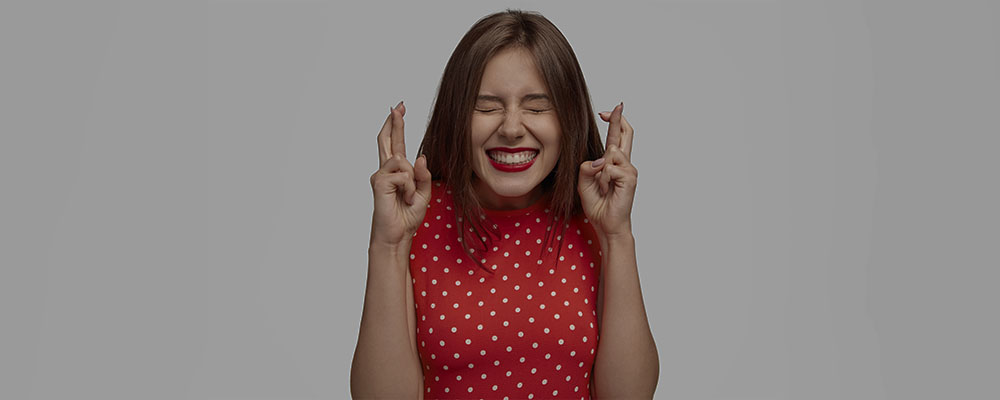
479, 47, 548, 97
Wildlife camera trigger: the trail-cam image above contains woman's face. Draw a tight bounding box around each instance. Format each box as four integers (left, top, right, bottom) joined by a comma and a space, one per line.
470, 46, 561, 210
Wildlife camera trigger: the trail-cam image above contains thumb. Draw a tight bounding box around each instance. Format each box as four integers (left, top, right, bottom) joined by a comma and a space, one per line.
578, 159, 602, 186
414, 154, 432, 202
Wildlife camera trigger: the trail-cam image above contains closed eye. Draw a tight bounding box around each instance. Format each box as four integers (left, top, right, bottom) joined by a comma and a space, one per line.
475, 108, 500, 113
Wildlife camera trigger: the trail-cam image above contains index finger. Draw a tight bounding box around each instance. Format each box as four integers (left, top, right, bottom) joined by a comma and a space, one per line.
391, 101, 407, 158
377, 108, 394, 166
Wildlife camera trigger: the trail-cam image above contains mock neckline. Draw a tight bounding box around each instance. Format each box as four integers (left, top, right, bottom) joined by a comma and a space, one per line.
479, 190, 553, 217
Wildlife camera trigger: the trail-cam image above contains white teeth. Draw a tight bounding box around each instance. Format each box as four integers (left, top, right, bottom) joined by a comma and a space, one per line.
488, 150, 538, 165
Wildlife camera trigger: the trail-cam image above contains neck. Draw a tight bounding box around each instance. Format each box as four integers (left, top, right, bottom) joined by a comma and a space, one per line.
473, 179, 545, 210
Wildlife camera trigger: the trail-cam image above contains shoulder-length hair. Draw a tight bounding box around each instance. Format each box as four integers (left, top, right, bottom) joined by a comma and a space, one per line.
417, 9, 605, 274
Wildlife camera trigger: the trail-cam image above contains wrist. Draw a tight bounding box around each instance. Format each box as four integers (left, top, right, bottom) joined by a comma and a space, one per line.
368, 238, 413, 256
597, 222, 633, 243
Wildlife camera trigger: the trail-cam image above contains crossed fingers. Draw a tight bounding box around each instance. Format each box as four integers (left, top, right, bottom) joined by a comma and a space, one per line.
598, 102, 633, 162
377, 101, 407, 167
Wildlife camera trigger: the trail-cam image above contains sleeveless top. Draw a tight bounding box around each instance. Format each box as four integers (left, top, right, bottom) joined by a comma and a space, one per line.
409, 180, 603, 399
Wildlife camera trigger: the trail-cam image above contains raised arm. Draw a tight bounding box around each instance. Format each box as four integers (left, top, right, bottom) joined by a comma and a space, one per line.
351, 101, 432, 399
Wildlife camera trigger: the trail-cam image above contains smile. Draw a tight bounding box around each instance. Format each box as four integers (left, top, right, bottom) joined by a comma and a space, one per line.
488, 150, 538, 165
487, 149, 538, 172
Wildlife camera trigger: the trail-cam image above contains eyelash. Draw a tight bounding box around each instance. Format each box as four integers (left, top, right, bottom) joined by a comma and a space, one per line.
475, 108, 547, 114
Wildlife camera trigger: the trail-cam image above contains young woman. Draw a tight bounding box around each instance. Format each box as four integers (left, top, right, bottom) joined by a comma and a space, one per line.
352, 9, 658, 399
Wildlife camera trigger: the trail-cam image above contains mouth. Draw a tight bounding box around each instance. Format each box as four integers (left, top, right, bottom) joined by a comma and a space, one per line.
486, 148, 539, 172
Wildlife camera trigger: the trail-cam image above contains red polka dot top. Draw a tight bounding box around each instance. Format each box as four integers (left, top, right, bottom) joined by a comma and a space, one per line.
409, 180, 604, 399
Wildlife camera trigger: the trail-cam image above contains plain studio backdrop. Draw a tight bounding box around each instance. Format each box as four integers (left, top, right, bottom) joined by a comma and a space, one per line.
1, 0, 997, 399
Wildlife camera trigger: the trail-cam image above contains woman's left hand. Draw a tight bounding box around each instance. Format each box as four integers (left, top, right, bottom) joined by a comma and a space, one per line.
578, 102, 638, 239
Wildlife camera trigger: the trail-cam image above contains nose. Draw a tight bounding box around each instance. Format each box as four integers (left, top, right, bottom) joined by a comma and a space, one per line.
497, 109, 526, 141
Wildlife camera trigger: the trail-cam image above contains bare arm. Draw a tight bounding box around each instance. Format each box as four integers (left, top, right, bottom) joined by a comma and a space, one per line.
350, 242, 424, 399
352, 101, 430, 398
591, 231, 659, 399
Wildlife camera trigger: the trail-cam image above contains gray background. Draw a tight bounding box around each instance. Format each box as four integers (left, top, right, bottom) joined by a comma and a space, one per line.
2, 0, 997, 399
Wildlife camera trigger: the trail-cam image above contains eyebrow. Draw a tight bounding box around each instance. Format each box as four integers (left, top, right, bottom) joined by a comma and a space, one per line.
476, 93, 551, 103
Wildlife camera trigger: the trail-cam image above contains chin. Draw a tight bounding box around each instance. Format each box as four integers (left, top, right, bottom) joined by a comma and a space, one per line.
486, 179, 539, 198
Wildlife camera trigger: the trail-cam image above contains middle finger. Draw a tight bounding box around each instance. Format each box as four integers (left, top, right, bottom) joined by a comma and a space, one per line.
620, 113, 634, 161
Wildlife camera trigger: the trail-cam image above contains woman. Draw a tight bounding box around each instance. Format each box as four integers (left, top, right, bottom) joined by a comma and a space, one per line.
352, 9, 658, 399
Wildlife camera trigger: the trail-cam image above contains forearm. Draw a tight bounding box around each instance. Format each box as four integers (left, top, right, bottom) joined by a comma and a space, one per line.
592, 232, 659, 399
351, 242, 423, 399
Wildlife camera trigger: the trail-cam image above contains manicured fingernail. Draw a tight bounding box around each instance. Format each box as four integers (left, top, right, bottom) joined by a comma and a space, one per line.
592, 158, 605, 167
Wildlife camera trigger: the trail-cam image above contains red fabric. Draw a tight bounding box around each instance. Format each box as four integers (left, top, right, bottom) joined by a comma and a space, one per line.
409, 181, 603, 399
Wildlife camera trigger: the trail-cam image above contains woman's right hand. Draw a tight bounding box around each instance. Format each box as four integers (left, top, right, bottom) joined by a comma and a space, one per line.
369, 101, 433, 248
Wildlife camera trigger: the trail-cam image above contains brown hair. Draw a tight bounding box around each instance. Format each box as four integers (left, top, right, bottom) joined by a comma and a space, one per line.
417, 9, 604, 274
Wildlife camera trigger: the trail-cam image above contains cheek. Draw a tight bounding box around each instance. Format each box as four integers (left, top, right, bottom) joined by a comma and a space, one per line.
470, 120, 494, 146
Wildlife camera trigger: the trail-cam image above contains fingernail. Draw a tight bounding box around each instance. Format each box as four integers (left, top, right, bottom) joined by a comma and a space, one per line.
592, 158, 605, 167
